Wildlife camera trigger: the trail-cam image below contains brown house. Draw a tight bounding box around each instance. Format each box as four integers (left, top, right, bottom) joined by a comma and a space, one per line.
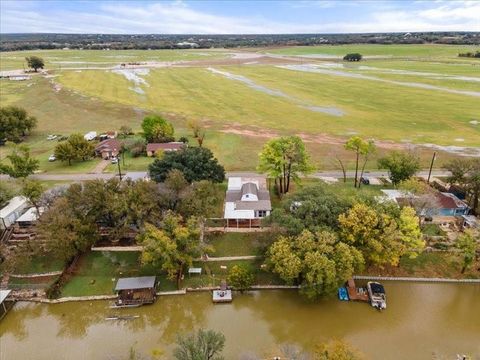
146, 142, 185, 157
95, 139, 122, 159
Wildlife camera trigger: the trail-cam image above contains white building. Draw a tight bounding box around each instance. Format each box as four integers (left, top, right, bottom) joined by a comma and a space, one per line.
223, 177, 272, 228
0, 196, 28, 229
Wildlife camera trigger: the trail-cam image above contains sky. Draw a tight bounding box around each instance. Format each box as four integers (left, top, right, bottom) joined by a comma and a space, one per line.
1, 0, 479, 34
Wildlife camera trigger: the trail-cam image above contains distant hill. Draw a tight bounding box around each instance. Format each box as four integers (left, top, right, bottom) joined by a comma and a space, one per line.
0, 32, 479, 51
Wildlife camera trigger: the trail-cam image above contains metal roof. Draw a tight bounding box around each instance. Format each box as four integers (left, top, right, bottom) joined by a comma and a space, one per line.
0, 196, 27, 218
0, 290, 12, 304
115, 276, 156, 291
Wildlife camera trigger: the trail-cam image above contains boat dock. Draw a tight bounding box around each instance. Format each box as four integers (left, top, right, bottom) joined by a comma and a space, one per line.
346, 279, 369, 302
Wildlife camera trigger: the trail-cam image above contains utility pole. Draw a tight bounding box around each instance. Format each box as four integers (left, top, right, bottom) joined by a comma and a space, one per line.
117, 156, 123, 181
427, 152, 436, 183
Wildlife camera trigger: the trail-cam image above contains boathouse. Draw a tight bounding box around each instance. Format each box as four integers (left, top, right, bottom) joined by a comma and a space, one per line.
114, 276, 157, 306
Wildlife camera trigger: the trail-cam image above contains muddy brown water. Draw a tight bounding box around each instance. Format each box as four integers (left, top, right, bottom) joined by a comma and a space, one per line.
1, 282, 479, 359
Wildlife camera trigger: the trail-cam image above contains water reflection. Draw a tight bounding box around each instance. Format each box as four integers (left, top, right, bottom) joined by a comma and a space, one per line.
1, 284, 479, 360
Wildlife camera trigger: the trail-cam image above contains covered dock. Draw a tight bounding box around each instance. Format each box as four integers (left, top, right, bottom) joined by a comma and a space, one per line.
114, 276, 157, 307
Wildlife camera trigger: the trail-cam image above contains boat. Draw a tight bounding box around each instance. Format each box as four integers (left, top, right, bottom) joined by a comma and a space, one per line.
338, 287, 349, 301
105, 315, 140, 321
367, 281, 386, 310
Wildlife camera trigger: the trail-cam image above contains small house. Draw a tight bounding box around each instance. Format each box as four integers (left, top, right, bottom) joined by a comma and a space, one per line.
0, 196, 28, 230
146, 142, 185, 157
84, 131, 97, 141
223, 177, 272, 228
114, 276, 157, 307
95, 139, 121, 159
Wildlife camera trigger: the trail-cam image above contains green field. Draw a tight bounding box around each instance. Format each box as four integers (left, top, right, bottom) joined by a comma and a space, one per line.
1, 45, 479, 172
0, 49, 227, 71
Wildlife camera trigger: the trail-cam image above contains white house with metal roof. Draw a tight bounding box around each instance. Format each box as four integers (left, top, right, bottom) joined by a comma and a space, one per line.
223, 177, 272, 228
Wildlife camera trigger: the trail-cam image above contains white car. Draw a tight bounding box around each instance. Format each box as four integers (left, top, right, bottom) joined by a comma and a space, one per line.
111, 157, 118, 164
48, 154, 56, 162
47, 134, 58, 140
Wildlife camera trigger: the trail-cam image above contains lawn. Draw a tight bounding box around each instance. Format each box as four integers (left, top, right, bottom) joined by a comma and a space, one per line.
265, 44, 479, 58
363, 252, 480, 279
0, 49, 228, 71
60, 251, 176, 297
206, 232, 272, 257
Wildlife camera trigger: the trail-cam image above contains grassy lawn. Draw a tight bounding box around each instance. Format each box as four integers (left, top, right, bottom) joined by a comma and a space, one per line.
185, 259, 283, 289
13, 255, 65, 275
206, 232, 272, 257
60, 251, 176, 297
265, 44, 479, 58
364, 252, 480, 279
0, 49, 228, 71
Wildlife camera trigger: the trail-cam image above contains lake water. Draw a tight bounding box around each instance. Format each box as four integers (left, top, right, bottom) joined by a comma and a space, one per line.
1, 282, 479, 359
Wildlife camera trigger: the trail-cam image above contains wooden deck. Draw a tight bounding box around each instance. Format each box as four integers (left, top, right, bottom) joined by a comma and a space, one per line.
346, 279, 369, 302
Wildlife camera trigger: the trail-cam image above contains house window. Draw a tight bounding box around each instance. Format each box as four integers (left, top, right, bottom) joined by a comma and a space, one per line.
257, 210, 267, 218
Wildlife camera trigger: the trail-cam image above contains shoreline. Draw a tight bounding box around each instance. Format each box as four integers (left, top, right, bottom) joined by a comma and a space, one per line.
7, 278, 480, 304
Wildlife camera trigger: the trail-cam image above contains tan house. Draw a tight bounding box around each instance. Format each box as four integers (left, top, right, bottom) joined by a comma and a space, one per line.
146, 142, 185, 157
95, 139, 122, 159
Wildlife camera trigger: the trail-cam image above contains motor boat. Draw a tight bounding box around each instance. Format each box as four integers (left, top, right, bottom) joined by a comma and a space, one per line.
367, 281, 386, 310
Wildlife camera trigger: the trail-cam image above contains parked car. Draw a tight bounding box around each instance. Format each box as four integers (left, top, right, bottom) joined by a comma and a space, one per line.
111, 157, 118, 164
47, 134, 58, 140
48, 154, 56, 162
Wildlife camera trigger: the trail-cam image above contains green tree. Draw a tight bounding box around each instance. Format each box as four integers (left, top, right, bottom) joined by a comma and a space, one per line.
267, 230, 364, 300
378, 151, 420, 186
38, 197, 98, 262
0, 181, 15, 207
345, 137, 375, 188
314, 339, 365, 360
397, 206, 424, 259
54, 133, 94, 165
21, 179, 44, 212
227, 265, 255, 292
0, 143, 39, 178
258, 136, 313, 195
149, 147, 225, 183
266, 183, 352, 235
141, 115, 174, 143
173, 328, 225, 360
338, 203, 402, 266
0, 106, 37, 142
187, 119, 206, 147
119, 125, 133, 138
138, 213, 203, 288
25, 56, 45, 72
456, 230, 478, 274
444, 158, 480, 215
343, 53, 362, 61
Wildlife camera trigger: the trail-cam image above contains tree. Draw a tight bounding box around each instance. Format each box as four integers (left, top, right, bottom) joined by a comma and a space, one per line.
141, 115, 174, 143
119, 125, 133, 138
266, 183, 352, 235
21, 179, 44, 212
54, 133, 94, 165
444, 158, 480, 215
0, 181, 15, 207
138, 213, 203, 288
0, 106, 37, 142
343, 53, 362, 62
173, 328, 225, 360
149, 147, 225, 183
258, 136, 313, 195
267, 230, 364, 300
314, 339, 365, 360
338, 203, 402, 266
399, 178, 440, 219
227, 265, 255, 292
345, 137, 375, 188
187, 119, 206, 147
456, 230, 478, 274
0, 143, 39, 178
37, 197, 98, 262
25, 56, 45, 72
378, 151, 420, 186
397, 206, 424, 259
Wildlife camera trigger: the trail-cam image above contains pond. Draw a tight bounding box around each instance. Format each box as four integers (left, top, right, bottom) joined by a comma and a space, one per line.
1, 282, 479, 359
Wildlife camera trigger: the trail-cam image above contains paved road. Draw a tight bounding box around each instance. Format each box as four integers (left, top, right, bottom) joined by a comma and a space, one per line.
0, 170, 452, 182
